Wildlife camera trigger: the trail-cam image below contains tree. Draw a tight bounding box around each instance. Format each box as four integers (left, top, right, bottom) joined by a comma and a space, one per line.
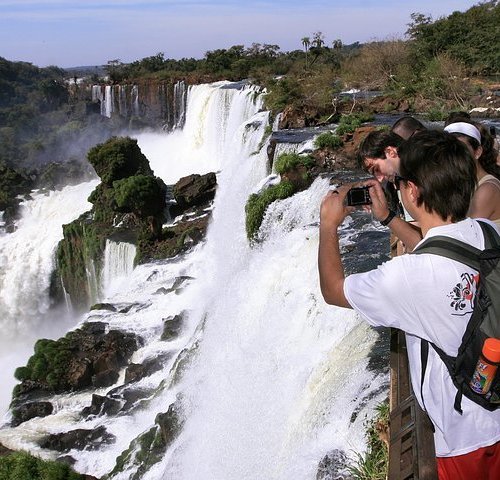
113, 175, 166, 217
106, 59, 125, 83
301, 36, 311, 70
332, 39, 343, 50
310, 32, 326, 66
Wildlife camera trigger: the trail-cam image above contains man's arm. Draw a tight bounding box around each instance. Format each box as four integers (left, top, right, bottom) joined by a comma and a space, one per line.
386, 217, 422, 252
318, 185, 353, 308
364, 179, 422, 251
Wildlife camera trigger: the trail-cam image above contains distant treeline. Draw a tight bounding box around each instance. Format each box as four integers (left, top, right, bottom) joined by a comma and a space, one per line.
0, 1, 498, 175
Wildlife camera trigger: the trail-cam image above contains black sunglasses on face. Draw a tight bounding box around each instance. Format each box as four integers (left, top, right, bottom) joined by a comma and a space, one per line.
394, 175, 407, 190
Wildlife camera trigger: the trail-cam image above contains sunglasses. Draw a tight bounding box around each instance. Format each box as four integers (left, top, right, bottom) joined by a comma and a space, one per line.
394, 175, 407, 191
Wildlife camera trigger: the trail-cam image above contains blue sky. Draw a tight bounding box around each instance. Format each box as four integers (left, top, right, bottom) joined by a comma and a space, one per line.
0, 0, 481, 68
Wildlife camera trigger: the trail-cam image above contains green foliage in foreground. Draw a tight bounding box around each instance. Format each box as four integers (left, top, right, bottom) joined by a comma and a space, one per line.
274, 153, 314, 175
314, 132, 343, 149
348, 400, 389, 480
0, 451, 85, 480
245, 181, 296, 240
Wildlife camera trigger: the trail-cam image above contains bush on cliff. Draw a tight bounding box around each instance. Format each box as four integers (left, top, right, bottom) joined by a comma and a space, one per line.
314, 132, 343, 149
245, 181, 296, 240
87, 136, 153, 185
0, 451, 86, 480
113, 175, 166, 217
14, 338, 72, 391
274, 153, 314, 175
335, 113, 374, 136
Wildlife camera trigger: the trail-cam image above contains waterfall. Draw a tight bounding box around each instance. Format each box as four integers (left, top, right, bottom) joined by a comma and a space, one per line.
118, 85, 128, 116
132, 84, 140, 116
0, 82, 388, 479
101, 240, 137, 297
91, 85, 103, 104
103, 85, 113, 118
173, 80, 187, 130
0, 180, 98, 413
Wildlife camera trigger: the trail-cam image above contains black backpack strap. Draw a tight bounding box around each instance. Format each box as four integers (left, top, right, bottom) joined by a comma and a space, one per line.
477, 220, 500, 249
421, 339, 464, 415
420, 339, 436, 430
414, 236, 481, 270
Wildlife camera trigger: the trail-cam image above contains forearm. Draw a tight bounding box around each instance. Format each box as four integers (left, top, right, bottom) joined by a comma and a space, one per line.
386, 216, 422, 252
318, 225, 351, 308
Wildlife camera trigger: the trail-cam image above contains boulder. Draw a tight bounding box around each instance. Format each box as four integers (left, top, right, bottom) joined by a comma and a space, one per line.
40, 425, 115, 452
11, 401, 53, 426
155, 398, 184, 448
161, 313, 186, 341
81, 394, 122, 417
91, 369, 119, 388
172, 173, 217, 210
124, 355, 169, 383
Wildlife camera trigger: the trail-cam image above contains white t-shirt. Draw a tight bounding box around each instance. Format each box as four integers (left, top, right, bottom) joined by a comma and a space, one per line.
344, 218, 500, 457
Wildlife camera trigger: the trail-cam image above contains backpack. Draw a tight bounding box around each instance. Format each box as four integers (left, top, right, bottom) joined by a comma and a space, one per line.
413, 220, 500, 414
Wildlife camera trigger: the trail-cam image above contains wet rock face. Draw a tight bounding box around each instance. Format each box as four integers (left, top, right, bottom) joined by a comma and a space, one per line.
39, 425, 115, 452
172, 172, 217, 210
161, 312, 186, 341
11, 401, 54, 427
316, 449, 350, 480
13, 323, 142, 406
81, 394, 122, 417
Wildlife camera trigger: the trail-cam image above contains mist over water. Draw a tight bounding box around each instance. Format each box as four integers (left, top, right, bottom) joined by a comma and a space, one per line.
0, 180, 98, 414
0, 82, 389, 479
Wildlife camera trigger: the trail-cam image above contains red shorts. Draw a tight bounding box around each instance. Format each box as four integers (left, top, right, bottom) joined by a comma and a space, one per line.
437, 441, 500, 480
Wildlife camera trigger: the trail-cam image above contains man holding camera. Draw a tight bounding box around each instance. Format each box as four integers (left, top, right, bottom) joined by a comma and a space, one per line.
318, 130, 500, 479
357, 129, 422, 251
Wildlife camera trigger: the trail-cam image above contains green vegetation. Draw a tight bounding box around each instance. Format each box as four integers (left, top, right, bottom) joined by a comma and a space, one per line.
109, 426, 166, 479
245, 181, 296, 240
87, 137, 153, 186
14, 337, 73, 391
348, 401, 389, 480
55, 136, 167, 309
0, 451, 85, 480
335, 113, 374, 136
113, 175, 165, 217
274, 153, 315, 174
0, 57, 125, 171
0, 163, 32, 211
314, 132, 343, 149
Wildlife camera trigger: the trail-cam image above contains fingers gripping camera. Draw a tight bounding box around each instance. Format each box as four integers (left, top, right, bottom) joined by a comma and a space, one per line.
346, 186, 371, 206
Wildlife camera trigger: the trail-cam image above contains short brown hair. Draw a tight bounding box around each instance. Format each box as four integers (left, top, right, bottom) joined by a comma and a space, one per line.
398, 130, 476, 222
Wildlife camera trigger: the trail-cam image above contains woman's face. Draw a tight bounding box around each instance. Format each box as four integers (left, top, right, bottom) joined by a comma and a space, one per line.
457, 135, 482, 160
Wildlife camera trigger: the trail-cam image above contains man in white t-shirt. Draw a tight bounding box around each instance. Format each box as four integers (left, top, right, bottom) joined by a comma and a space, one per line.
319, 130, 500, 479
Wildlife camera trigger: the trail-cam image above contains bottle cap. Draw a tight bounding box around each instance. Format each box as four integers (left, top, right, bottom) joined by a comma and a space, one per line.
483, 338, 500, 363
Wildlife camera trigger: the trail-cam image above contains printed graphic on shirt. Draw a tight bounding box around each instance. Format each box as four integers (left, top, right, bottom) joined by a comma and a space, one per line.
448, 272, 480, 315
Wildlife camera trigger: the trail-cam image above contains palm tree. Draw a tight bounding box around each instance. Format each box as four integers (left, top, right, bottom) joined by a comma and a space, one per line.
310, 32, 325, 66
312, 31, 325, 48
301, 36, 310, 70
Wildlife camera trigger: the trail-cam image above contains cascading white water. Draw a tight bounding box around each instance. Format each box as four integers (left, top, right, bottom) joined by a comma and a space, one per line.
103, 85, 113, 118
101, 240, 137, 297
155, 112, 387, 479
0, 180, 98, 414
0, 82, 388, 480
135, 82, 264, 184
131, 84, 140, 116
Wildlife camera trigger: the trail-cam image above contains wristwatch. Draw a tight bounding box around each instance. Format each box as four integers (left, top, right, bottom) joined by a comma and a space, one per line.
380, 210, 397, 226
